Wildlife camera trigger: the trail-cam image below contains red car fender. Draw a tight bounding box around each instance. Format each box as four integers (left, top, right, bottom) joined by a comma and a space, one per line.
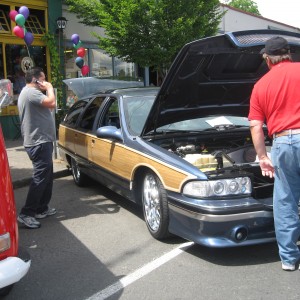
0, 126, 18, 259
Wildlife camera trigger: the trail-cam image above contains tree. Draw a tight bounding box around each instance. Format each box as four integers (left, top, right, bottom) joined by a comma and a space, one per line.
227, 0, 261, 15
65, 0, 222, 76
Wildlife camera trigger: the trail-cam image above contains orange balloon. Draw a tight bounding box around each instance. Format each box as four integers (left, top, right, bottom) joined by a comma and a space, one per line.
77, 47, 85, 58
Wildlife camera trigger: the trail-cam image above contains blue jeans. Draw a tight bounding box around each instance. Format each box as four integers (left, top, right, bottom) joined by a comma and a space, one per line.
271, 134, 300, 266
21, 142, 54, 217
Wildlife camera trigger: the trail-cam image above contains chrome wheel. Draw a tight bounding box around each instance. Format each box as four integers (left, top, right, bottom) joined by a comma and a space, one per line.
71, 157, 87, 186
143, 173, 161, 232
142, 171, 169, 239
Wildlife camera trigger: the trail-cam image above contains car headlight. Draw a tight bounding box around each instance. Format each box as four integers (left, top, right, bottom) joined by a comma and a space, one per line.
183, 177, 252, 198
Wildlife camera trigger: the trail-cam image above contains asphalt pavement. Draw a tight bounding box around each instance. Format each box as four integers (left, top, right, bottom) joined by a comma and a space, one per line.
5, 137, 70, 189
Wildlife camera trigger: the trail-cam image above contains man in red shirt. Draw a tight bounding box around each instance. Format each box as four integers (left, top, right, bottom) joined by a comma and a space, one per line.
249, 36, 300, 271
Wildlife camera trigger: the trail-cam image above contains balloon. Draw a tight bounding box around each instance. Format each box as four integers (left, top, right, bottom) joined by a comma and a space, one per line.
15, 14, 26, 26
71, 34, 80, 45
73, 41, 82, 49
24, 32, 34, 45
81, 65, 90, 76
75, 57, 84, 68
19, 6, 30, 19
13, 25, 25, 38
77, 47, 86, 58
9, 10, 18, 22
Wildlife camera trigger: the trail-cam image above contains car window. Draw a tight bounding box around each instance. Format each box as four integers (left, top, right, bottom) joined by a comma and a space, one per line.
99, 98, 120, 128
62, 100, 88, 127
123, 96, 155, 135
79, 96, 106, 131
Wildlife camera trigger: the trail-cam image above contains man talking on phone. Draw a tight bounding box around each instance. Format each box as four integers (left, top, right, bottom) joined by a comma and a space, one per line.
17, 67, 57, 229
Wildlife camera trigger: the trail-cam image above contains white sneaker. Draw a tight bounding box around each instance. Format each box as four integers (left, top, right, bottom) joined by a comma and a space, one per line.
35, 207, 57, 219
282, 263, 296, 271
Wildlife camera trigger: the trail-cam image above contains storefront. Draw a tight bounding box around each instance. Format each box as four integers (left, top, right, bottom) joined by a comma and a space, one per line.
0, 0, 50, 139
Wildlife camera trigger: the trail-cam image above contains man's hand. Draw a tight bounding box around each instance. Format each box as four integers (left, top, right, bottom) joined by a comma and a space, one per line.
259, 156, 274, 178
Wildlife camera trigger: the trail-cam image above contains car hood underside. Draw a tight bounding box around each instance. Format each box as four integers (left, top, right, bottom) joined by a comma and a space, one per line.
142, 30, 300, 135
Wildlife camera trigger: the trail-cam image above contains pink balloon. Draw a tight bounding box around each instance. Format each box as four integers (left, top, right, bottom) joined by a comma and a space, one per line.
81, 65, 90, 76
9, 10, 18, 22
24, 32, 34, 45
77, 47, 86, 58
13, 25, 25, 38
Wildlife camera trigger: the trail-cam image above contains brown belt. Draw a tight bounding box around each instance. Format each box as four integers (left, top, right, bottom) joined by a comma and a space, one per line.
273, 128, 300, 138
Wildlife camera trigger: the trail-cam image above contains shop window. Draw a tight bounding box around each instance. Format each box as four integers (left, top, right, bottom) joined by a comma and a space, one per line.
5, 45, 46, 103
114, 57, 136, 79
15, 7, 45, 34
0, 5, 10, 32
24, 14, 45, 35
0, 44, 4, 79
90, 49, 113, 77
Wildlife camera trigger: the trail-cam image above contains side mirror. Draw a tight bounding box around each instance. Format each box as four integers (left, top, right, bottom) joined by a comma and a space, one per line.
96, 126, 123, 142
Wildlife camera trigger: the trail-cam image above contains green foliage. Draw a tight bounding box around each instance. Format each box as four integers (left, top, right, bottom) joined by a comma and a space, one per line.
41, 33, 64, 108
65, 0, 222, 73
42, 33, 65, 128
227, 0, 261, 15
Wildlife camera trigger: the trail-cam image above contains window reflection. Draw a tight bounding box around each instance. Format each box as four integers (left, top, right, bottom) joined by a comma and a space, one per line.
114, 57, 136, 79
90, 49, 112, 77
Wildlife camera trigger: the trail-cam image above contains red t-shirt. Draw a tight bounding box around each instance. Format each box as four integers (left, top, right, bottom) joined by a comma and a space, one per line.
248, 61, 300, 136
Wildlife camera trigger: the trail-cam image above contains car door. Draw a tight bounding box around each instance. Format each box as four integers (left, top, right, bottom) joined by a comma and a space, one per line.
59, 100, 88, 155
74, 96, 106, 165
89, 97, 130, 195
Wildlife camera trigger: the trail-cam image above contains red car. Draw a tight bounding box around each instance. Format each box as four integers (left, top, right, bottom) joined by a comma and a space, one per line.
0, 80, 30, 296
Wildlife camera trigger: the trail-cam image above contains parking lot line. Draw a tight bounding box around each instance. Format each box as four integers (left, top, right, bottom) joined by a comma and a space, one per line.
85, 241, 194, 300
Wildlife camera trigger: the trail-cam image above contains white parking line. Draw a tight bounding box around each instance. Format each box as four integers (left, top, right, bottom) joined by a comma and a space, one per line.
85, 241, 194, 300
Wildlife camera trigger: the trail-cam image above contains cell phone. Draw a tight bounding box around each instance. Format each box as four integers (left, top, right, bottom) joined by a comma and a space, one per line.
34, 79, 41, 84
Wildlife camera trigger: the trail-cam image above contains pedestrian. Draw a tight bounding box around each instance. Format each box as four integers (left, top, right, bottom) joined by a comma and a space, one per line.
17, 67, 57, 229
248, 36, 300, 271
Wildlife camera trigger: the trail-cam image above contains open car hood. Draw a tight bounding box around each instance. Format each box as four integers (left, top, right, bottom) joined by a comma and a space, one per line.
63, 77, 144, 99
142, 30, 300, 136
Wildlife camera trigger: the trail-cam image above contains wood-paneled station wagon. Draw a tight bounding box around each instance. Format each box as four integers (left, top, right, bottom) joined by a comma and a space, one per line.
58, 30, 300, 248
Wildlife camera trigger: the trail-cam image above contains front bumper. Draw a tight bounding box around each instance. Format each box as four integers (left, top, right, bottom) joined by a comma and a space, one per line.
168, 192, 275, 248
0, 250, 31, 289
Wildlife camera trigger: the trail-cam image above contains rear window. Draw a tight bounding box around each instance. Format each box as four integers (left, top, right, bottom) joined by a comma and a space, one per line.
62, 100, 88, 127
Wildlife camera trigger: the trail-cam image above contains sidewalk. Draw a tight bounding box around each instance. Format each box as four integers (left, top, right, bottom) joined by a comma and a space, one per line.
5, 138, 70, 189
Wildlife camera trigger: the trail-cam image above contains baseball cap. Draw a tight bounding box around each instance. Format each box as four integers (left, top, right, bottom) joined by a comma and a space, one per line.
260, 36, 290, 55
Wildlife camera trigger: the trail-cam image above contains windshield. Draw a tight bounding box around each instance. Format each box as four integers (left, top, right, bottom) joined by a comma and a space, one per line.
155, 116, 250, 133
124, 95, 156, 135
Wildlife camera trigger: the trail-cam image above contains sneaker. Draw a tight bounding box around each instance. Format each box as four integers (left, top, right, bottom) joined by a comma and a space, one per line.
35, 207, 57, 219
17, 214, 41, 229
282, 263, 296, 271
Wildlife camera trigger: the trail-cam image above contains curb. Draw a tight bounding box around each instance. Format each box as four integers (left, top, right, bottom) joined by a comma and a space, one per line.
13, 169, 71, 190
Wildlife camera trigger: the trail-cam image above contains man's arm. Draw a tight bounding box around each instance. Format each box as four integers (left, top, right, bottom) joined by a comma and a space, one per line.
250, 120, 274, 178
38, 81, 56, 109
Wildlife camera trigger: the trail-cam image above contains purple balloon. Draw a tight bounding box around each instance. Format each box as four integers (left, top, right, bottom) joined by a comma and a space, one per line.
24, 32, 34, 45
75, 57, 84, 68
71, 34, 80, 45
19, 6, 30, 19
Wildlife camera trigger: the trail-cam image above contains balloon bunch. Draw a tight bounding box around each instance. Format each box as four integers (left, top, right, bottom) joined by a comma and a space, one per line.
71, 34, 90, 76
9, 6, 34, 46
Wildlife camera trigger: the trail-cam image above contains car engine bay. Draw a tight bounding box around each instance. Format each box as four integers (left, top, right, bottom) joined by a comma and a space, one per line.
153, 133, 274, 199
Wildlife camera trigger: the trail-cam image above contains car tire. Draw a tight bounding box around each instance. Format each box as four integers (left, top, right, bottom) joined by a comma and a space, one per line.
142, 171, 170, 239
0, 284, 14, 296
71, 157, 88, 187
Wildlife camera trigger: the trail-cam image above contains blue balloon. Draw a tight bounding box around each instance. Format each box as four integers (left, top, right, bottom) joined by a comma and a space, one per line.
75, 57, 84, 68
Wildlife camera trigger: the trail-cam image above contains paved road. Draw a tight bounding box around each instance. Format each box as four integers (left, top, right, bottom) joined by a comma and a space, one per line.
8, 176, 300, 300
